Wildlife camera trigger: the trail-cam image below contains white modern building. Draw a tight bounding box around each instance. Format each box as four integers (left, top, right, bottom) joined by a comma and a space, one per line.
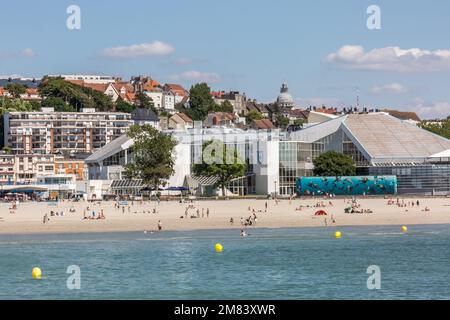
85, 112, 450, 197
47, 74, 119, 84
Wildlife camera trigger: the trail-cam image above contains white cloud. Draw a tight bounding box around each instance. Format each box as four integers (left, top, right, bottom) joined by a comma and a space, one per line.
100, 41, 174, 58
0, 48, 36, 59
326, 45, 450, 72
371, 83, 406, 94
170, 70, 221, 83
173, 57, 193, 66
408, 98, 450, 119
21, 48, 36, 57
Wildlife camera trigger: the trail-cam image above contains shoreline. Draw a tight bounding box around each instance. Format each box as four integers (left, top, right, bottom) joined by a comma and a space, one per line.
1, 197, 450, 235
0, 222, 449, 237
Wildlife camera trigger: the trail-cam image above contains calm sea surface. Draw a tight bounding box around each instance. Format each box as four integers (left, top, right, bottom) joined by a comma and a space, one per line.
0, 225, 449, 299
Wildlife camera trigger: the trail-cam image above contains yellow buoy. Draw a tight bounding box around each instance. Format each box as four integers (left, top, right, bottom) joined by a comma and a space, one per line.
214, 243, 223, 253
334, 231, 342, 239
31, 267, 42, 280
401, 226, 408, 233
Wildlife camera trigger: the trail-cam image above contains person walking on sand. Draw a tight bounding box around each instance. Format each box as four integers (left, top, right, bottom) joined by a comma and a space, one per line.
324, 218, 328, 227
207, 208, 210, 218
158, 220, 162, 231
265, 201, 268, 210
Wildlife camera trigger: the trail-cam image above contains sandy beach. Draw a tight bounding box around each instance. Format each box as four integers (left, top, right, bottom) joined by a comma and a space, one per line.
1, 196, 450, 234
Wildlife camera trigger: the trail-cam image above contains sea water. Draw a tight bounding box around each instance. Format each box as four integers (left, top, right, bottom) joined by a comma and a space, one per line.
0, 224, 449, 299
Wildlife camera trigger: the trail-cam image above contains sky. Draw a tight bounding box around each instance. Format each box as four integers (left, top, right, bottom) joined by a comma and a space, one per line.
1, 0, 450, 119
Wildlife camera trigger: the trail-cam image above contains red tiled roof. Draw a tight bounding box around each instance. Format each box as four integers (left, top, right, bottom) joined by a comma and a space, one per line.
166, 83, 188, 96
314, 108, 337, 115
65, 79, 108, 93
211, 91, 225, 98
253, 119, 276, 129
382, 109, 421, 122
174, 112, 193, 123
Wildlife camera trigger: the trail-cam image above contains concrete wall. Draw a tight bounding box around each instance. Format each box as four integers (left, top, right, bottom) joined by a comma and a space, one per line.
168, 143, 191, 187
254, 140, 279, 195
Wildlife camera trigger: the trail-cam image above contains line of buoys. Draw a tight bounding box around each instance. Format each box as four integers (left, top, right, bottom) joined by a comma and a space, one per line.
401, 225, 408, 233
334, 231, 342, 239
31, 267, 42, 280
214, 243, 223, 253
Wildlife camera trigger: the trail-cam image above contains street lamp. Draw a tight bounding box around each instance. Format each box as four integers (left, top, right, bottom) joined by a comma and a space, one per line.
274, 180, 277, 198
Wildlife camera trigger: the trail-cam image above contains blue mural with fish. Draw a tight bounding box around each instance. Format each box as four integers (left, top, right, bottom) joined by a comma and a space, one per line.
296, 176, 397, 196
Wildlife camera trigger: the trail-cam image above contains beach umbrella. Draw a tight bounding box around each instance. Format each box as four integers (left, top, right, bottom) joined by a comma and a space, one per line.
315, 210, 327, 216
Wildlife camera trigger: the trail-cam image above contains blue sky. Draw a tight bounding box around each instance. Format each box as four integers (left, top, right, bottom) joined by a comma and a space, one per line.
1, 0, 450, 118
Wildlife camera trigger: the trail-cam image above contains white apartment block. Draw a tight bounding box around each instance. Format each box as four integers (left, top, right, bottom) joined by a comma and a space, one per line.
3, 108, 134, 155
145, 89, 163, 109
13, 154, 55, 184
163, 90, 175, 110
47, 74, 120, 84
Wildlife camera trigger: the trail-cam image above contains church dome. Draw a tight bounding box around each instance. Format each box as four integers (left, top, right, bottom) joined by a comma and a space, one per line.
277, 82, 294, 108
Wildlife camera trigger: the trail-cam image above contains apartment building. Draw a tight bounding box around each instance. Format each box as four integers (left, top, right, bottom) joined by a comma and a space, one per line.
3, 108, 134, 156
47, 74, 120, 84
212, 91, 247, 115
0, 153, 15, 184
54, 156, 86, 181
13, 154, 55, 184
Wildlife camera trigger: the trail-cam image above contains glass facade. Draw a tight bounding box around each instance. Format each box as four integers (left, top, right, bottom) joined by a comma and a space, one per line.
342, 133, 370, 166
190, 141, 255, 196
369, 163, 450, 195
279, 141, 323, 196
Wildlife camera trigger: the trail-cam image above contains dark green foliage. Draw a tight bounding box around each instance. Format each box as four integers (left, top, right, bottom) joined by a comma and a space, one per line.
124, 124, 178, 190
313, 151, 356, 176
192, 140, 247, 196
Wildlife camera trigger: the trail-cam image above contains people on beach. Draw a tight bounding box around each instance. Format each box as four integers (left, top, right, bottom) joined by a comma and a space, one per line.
158, 220, 162, 231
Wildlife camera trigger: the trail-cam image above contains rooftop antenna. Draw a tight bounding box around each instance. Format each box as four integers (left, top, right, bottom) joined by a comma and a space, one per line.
355, 87, 360, 111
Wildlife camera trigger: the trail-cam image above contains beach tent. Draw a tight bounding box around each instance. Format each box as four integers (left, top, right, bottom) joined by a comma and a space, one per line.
314, 210, 327, 216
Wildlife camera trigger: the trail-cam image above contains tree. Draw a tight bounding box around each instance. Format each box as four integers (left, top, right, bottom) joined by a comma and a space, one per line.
38, 76, 113, 111
1, 146, 12, 154
213, 100, 234, 113
30, 101, 42, 111
313, 151, 356, 176
0, 96, 33, 114
41, 96, 74, 111
115, 98, 135, 113
81, 87, 113, 111
419, 120, 450, 139
246, 110, 263, 123
5, 83, 27, 98
134, 92, 157, 113
276, 114, 290, 128
186, 83, 217, 121
293, 119, 306, 127
192, 140, 247, 196
124, 124, 177, 191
